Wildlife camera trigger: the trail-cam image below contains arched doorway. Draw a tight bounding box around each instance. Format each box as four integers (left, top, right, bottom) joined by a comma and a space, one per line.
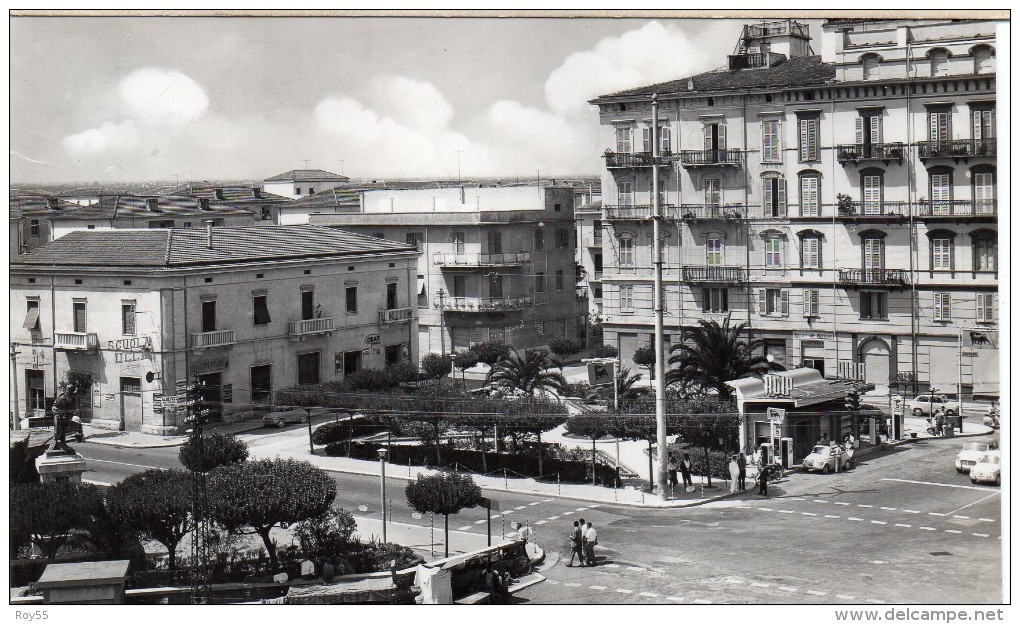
860, 337, 891, 390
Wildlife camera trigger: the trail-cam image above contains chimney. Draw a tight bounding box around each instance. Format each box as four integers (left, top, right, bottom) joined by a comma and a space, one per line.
252, 187, 263, 199
214, 188, 225, 200
146, 198, 159, 212
46, 197, 60, 210
205, 220, 214, 249
198, 198, 211, 211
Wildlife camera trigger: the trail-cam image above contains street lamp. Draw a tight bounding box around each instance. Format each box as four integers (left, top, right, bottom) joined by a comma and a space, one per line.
377, 447, 389, 544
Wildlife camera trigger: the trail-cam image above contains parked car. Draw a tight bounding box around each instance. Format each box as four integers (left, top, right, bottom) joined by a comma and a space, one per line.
263, 407, 308, 428
955, 441, 992, 473
802, 444, 852, 473
969, 451, 1000, 486
907, 394, 960, 417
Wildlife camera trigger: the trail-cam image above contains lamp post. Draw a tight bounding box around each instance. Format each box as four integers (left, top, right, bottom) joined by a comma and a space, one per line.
377, 447, 389, 544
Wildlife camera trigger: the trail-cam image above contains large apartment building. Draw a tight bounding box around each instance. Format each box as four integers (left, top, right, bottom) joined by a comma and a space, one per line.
9, 225, 419, 434
589, 19, 998, 396
289, 185, 583, 358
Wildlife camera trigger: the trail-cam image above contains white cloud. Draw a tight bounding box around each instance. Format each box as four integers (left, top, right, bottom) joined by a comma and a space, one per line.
63, 120, 139, 155
118, 68, 209, 127
366, 75, 455, 134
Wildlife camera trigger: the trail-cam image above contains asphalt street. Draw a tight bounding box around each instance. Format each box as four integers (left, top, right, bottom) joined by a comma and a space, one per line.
75, 425, 1003, 605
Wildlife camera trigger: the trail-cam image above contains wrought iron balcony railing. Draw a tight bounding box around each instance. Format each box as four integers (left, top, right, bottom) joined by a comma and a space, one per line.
836, 201, 910, 218
915, 199, 996, 218
678, 204, 747, 220
433, 252, 531, 267
604, 204, 679, 220
603, 151, 668, 168
835, 143, 906, 164
917, 139, 996, 160
838, 268, 909, 287
677, 149, 742, 168
681, 265, 747, 283
440, 296, 533, 312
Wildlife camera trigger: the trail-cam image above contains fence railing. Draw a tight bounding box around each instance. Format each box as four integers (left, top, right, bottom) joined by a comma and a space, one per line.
54, 332, 99, 351
837, 268, 909, 286
378, 308, 414, 324
190, 329, 236, 348
681, 265, 747, 283
915, 199, 995, 217
677, 149, 742, 167
835, 142, 907, 163
917, 139, 996, 159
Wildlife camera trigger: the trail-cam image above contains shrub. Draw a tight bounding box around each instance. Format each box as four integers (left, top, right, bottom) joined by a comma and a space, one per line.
667, 445, 731, 481
632, 346, 656, 368
386, 362, 420, 384
295, 508, 358, 560
421, 353, 451, 379
590, 344, 619, 358
10, 437, 42, 484
548, 338, 583, 357
178, 432, 249, 473
346, 541, 424, 574
344, 368, 397, 391
563, 381, 592, 400
452, 350, 480, 372
469, 341, 510, 366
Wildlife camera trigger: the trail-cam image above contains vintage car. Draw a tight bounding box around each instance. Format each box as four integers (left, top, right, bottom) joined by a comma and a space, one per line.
955, 441, 992, 473
263, 407, 308, 428
907, 394, 960, 417
802, 444, 853, 473
970, 451, 1000, 486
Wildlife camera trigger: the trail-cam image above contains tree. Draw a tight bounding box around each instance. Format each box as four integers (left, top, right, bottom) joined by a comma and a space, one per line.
668, 396, 740, 487
591, 366, 646, 408
105, 469, 193, 569
404, 473, 482, 557
179, 432, 249, 473
469, 340, 510, 366
632, 346, 657, 379
549, 338, 583, 358
207, 459, 337, 568
453, 350, 480, 385
485, 348, 568, 397
294, 508, 358, 560
502, 397, 569, 476
421, 353, 451, 379
57, 370, 95, 418
9, 481, 105, 561
564, 413, 613, 484
9, 437, 43, 484
666, 320, 783, 399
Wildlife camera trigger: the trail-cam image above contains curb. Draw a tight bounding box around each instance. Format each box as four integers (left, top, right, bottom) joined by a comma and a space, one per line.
83, 422, 269, 449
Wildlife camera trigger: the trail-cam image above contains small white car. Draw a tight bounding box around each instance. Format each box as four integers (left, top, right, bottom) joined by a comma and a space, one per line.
802, 444, 852, 473
969, 451, 1000, 486
263, 407, 308, 428
955, 441, 991, 473
907, 394, 959, 417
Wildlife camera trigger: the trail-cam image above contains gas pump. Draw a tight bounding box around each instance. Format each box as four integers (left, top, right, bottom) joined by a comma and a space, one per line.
759, 442, 774, 466
779, 438, 794, 469
891, 395, 904, 440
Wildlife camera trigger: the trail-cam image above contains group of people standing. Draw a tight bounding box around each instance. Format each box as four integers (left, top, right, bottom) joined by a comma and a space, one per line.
727, 453, 748, 493
665, 453, 694, 491
567, 519, 598, 567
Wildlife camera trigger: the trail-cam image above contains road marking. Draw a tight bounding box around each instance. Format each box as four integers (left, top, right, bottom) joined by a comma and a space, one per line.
777, 509, 794, 514
589, 504, 601, 508
866, 599, 886, 604
778, 586, 798, 592
528, 502, 541, 506
602, 563, 620, 569
945, 530, 962, 534
543, 499, 555, 502
928, 512, 946, 516
801, 512, 818, 517
903, 509, 920, 514
474, 519, 487, 525
626, 566, 645, 572
871, 521, 887, 525
458, 526, 472, 531
806, 590, 827, 596
894, 523, 912, 528
834, 502, 851, 506
491, 515, 502, 520
564, 582, 581, 588
973, 533, 989, 538
952, 515, 970, 520
639, 591, 659, 598
883, 478, 993, 491
575, 507, 589, 512
502, 510, 515, 515
919, 526, 936, 531
979, 518, 995, 523
945, 491, 1003, 516
836, 594, 856, 600
546, 580, 560, 585
751, 582, 770, 588
562, 511, 574, 516
757, 507, 773, 511
515, 505, 527, 510
589, 585, 607, 591
812, 499, 828, 503
847, 517, 864, 522
858, 504, 874, 508
666, 596, 684, 602
616, 588, 633, 594
880, 507, 897, 511
535, 521, 547, 525
693, 599, 713, 604
724, 578, 743, 584
547, 516, 560, 520
786, 497, 806, 501
824, 515, 841, 519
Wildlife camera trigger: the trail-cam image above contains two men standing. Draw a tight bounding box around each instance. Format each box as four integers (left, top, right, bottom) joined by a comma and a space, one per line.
567, 518, 598, 567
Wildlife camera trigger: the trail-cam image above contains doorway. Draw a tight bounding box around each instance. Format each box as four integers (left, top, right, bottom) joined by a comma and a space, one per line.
196, 372, 223, 421
120, 377, 142, 431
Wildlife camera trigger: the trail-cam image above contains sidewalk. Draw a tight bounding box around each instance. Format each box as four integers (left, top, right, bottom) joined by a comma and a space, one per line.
80, 418, 268, 448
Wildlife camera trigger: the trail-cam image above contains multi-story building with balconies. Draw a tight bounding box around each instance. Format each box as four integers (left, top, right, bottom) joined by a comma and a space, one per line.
290, 185, 582, 357
9, 224, 419, 434
589, 18, 998, 397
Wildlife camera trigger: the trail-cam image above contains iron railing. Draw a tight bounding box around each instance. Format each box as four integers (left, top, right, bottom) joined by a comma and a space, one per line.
190, 329, 236, 348
836, 201, 910, 218
837, 268, 909, 287
917, 139, 996, 159
433, 252, 531, 267
441, 296, 533, 311
677, 149, 742, 167
915, 199, 996, 218
681, 266, 747, 283
678, 204, 747, 220
835, 143, 907, 163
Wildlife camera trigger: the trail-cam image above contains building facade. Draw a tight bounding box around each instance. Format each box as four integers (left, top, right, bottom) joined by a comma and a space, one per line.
9, 195, 73, 258
9, 225, 419, 434
295, 185, 583, 358
589, 19, 998, 395
263, 169, 350, 200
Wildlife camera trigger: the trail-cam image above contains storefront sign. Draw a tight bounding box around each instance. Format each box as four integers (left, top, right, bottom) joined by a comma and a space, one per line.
176, 379, 188, 393
108, 336, 152, 352
793, 331, 836, 341
767, 407, 786, 424
365, 334, 381, 345
222, 384, 233, 403
192, 358, 229, 374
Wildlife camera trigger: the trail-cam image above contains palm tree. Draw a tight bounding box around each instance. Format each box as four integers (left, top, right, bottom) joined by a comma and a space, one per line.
666, 320, 783, 399
592, 366, 646, 407
485, 348, 568, 397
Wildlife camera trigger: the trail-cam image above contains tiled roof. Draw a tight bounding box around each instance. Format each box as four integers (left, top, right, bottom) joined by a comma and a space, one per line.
187, 185, 292, 203
11, 224, 417, 269
9, 195, 77, 219
592, 55, 836, 101
264, 169, 350, 183
286, 187, 364, 211
53, 195, 257, 220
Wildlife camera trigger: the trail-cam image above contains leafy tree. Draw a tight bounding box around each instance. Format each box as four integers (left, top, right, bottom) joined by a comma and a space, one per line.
485, 348, 567, 397
404, 473, 482, 557
502, 397, 569, 476
469, 340, 510, 366
668, 396, 740, 487
207, 459, 337, 568
452, 350, 480, 385
179, 432, 249, 473
421, 353, 451, 379
587, 314, 604, 346
548, 338, 583, 358
632, 346, 657, 379
295, 507, 358, 560
666, 320, 783, 399
105, 469, 193, 569
9, 481, 105, 561
596, 366, 646, 407
57, 370, 95, 417
590, 344, 618, 358
564, 414, 614, 484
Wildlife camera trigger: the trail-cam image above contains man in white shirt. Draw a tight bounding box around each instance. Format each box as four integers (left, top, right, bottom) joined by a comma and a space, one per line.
583, 522, 597, 566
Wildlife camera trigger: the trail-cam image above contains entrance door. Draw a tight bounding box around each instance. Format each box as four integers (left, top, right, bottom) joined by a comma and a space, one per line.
342, 351, 361, 376
25, 370, 45, 414
618, 332, 640, 370
861, 338, 891, 389
120, 377, 142, 432
384, 344, 401, 367
196, 372, 223, 421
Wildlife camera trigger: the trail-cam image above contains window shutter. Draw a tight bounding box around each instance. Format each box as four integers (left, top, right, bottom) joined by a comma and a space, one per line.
660, 127, 671, 154
985, 294, 996, 322
718, 124, 727, 151
763, 178, 774, 214
976, 294, 987, 323
780, 289, 789, 317
972, 110, 982, 140
762, 122, 773, 159
777, 178, 787, 215
871, 115, 882, 144
855, 117, 864, 144
799, 119, 809, 160
123, 303, 135, 335
704, 125, 713, 152
642, 127, 652, 153
801, 176, 818, 216
758, 289, 767, 316
938, 112, 949, 141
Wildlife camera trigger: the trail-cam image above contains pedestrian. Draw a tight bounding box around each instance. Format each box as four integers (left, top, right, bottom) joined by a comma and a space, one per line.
567, 520, 584, 567
680, 453, 693, 489
757, 463, 769, 497
584, 521, 597, 567
736, 452, 747, 491
577, 518, 587, 565
667, 454, 679, 492
728, 455, 739, 493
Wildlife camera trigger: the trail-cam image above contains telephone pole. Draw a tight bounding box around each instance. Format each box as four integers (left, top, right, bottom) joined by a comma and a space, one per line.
651, 94, 669, 501
436, 288, 448, 362
10, 342, 22, 430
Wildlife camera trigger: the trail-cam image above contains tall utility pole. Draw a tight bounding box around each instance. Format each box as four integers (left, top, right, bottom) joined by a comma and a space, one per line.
455, 150, 465, 181
10, 342, 22, 430
337, 157, 345, 176
651, 94, 669, 501
436, 288, 448, 362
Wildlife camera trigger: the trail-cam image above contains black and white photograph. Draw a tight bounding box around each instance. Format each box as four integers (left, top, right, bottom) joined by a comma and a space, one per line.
7, 8, 1009, 615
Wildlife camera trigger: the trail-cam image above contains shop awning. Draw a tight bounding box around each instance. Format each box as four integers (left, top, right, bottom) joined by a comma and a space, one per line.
23, 307, 39, 330
726, 368, 861, 408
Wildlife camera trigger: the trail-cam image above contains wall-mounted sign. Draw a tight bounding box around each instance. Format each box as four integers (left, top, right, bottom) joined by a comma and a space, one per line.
793, 331, 836, 341
108, 336, 152, 352
153, 393, 164, 413
192, 358, 229, 374
222, 384, 233, 403
93, 389, 102, 408
365, 334, 381, 345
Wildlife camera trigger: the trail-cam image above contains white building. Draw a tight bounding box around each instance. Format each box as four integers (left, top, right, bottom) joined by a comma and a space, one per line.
262, 169, 350, 200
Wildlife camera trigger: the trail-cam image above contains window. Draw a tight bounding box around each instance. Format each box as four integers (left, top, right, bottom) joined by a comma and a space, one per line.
534, 228, 544, 250
535, 272, 545, 293
972, 232, 997, 272
702, 287, 728, 313
761, 120, 781, 162
862, 235, 885, 275
615, 126, 632, 153
705, 178, 721, 207
928, 108, 950, 142
593, 253, 603, 274
30, 220, 40, 237
487, 231, 502, 254
933, 292, 952, 322
803, 289, 820, 318
260, 206, 272, 221
929, 170, 953, 215
798, 115, 819, 162
799, 173, 819, 216
451, 232, 465, 253
295, 188, 302, 195
973, 170, 995, 214
976, 293, 996, 323
250, 365, 272, 404
25, 299, 40, 332
405, 232, 424, 251
801, 236, 821, 269
386, 282, 398, 310
619, 285, 634, 312
972, 108, 995, 141
26, 370, 45, 411
618, 180, 633, 206
121, 301, 136, 335
73, 300, 87, 333
593, 285, 603, 299
619, 237, 634, 266
452, 275, 466, 298
201, 300, 216, 332
764, 236, 783, 268
931, 236, 953, 271
345, 286, 358, 314
297, 352, 321, 386
862, 54, 880, 81
762, 175, 787, 217
855, 113, 882, 152
555, 228, 569, 249
703, 122, 727, 159
659, 126, 671, 154
555, 270, 564, 291
706, 237, 722, 266
342, 350, 362, 376
859, 291, 888, 320
253, 294, 271, 325
302, 290, 315, 321
593, 220, 602, 245
489, 274, 503, 298
929, 49, 949, 77
973, 45, 994, 73
760, 288, 789, 317
862, 171, 884, 215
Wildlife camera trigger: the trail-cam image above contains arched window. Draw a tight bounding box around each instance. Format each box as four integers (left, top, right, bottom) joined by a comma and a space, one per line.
971, 165, 995, 215
972, 45, 994, 74
798, 170, 820, 217
927, 166, 954, 216
971, 230, 997, 273
797, 229, 824, 270
926, 229, 957, 273
862, 54, 881, 81
929, 48, 950, 77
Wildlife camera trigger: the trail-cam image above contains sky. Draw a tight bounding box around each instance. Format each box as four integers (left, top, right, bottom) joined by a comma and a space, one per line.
10, 16, 806, 184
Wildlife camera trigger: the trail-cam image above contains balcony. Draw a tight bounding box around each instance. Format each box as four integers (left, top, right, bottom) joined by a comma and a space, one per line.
433, 252, 531, 268
591, 270, 604, 281
678, 204, 747, 221
728, 53, 770, 70
917, 139, 996, 161
287, 317, 336, 339
604, 204, 679, 221
190, 329, 236, 349
835, 143, 906, 165
587, 235, 603, 247
379, 307, 414, 324
915, 200, 996, 221
836, 201, 909, 222
54, 332, 99, 351
677, 149, 742, 168
838, 269, 909, 288
603, 151, 669, 169
440, 296, 533, 312
681, 265, 747, 284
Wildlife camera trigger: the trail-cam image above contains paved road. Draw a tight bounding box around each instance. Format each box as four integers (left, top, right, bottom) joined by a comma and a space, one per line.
75, 427, 1003, 604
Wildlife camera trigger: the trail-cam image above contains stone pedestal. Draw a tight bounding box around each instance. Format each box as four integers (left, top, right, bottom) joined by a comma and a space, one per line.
35, 449, 87, 483
35, 560, 130, 604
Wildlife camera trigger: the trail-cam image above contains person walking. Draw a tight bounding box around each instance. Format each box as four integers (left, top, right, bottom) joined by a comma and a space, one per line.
728, 455, 740, 493
567, 520, 584, 567
583, 521, 598, 567
736, 452, 747, 491
757, 463, 770, 497
667, 454, 679, 494
680, 453, 694, 489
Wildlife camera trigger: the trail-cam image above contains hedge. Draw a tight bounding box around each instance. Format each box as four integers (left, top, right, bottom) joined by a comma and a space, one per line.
666, 444, 733, 481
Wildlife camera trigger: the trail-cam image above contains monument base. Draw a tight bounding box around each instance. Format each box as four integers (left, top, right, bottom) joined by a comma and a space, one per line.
35, 449, 87, 483
89, 418, 122, 432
